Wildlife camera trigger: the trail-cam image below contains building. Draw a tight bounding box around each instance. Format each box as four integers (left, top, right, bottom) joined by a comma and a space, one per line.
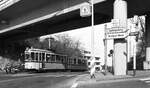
83, 50, 102, 72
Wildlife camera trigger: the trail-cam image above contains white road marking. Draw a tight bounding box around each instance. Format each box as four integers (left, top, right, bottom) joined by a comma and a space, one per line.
71, 82, 78, 88
145, 80, 150, 83
139, 77, 150, 85
139, 77, 150, 81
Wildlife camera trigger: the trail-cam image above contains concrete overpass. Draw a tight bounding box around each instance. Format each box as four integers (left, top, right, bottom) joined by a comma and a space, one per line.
0, 0, 150, 41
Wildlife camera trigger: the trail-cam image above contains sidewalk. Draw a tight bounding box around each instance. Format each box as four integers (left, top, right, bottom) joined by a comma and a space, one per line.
77, 70, 150, 82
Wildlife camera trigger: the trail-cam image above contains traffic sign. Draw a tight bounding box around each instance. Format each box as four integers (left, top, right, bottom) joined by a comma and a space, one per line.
80, 3, 91, 17
106, 27, 128, 39
106, 32, 128, 39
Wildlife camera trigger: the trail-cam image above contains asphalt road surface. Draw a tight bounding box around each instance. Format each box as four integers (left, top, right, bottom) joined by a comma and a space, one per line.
77, 77, 150, 88
1, 72, 150, 88
0, 72, 83, 88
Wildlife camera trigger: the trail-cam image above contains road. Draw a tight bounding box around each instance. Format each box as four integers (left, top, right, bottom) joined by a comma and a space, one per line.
77, 77, 150, 88
1, 72, 150, 88
0, 72, 84, 88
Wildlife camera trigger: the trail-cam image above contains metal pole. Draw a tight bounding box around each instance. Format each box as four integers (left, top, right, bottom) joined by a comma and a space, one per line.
91, 0, 94, 57
104, 24, 107, 75
133, 15, 138, 76
133, 36, 136, 76
90, 0, 95, 77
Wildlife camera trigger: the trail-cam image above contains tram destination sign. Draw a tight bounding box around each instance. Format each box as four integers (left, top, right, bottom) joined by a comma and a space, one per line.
106, 27, 128, 39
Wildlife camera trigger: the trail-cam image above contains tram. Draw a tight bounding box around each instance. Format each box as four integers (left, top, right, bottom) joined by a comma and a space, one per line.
24, 48, 87, 71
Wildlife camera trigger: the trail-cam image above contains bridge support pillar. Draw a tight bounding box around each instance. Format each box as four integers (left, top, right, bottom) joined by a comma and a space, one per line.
113, 0, 127, 75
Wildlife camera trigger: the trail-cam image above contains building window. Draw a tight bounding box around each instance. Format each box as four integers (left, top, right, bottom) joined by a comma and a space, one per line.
95, 57, 100, 60
88, 62, 90, 65
95, 62, 100, 65
88, 57, 91, 60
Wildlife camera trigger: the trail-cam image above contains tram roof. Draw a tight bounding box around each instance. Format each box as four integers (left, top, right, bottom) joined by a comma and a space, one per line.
25, 48, 53, 54
25, 48, 68, 56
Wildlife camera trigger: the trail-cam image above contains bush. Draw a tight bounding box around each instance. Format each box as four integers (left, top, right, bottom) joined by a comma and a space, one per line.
0, 56, 24, 73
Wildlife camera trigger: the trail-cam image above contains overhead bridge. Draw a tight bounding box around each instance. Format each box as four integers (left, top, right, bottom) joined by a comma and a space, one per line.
0, 0, 149, 41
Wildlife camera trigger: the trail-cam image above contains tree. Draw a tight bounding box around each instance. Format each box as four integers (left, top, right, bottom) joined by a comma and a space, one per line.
128, 16, 146, 70
52, 34, 83, 58
25, 34, 83, 59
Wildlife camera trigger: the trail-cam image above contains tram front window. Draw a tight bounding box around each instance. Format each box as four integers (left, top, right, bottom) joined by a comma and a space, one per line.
25, 53, 30, 61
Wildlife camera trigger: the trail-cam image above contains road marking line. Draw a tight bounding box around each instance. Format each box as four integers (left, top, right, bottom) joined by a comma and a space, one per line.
140, 78, 150, 81
145, 80, 150, 83
71, 82, 78, 88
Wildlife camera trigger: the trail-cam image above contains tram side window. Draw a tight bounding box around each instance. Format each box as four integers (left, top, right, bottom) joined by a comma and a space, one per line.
46, 54, 51, 62
31, 52, 34, 61
63, 56, 66, 63
78, 59, 81, 64
64, 56, 67, 63
69, 59, 72, 64
67, 58, 70, 64
61, 56, 66, 63
35, 53, 38, 61
51, 55, 55, 62
42, 53, 45, 62
39, 53, 42, 61
56, 55, 61, 63
74, 59, 76, 64
56, 55, 58, 62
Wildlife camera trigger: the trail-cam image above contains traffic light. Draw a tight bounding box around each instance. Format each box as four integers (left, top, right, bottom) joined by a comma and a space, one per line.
110, 49, 114, 54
